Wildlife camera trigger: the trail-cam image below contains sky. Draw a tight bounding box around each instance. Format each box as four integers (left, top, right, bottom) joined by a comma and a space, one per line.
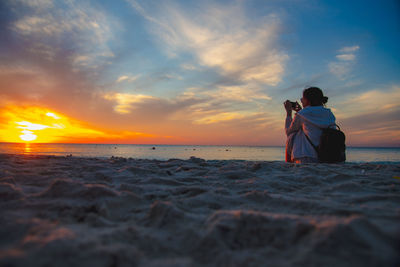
0, 0, 399, 146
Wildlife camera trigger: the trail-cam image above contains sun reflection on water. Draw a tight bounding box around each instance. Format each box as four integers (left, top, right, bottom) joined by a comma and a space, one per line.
24, 143, 31, 154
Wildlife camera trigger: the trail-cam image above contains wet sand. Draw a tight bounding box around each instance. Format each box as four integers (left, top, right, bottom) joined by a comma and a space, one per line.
0, 154, 399, 266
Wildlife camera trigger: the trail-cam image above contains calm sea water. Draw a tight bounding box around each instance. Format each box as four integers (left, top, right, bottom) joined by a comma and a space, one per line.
1, 143, 399, 163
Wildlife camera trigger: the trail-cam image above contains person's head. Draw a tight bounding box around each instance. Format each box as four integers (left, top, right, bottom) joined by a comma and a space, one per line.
301, 87, 328, 107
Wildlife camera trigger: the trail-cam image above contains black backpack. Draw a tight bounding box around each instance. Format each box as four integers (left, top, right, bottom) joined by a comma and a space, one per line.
305, 124, 346, 163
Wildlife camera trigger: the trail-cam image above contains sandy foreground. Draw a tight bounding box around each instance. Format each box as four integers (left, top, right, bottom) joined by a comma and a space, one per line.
0, 154, 399, 267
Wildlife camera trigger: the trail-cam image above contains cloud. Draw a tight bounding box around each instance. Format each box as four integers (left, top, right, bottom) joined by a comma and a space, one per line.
16, 121, 50, 131
329, 45, 360, 80
103, 93, 157, 114
336, 45, 359, 61
339, 46, 360, 53
129, 1, 288, 85
10, 0, 118, 71
336, 54, 355, 61
193, 112, 246, 125
46, 112, 60, 119
116, 75, 140, 83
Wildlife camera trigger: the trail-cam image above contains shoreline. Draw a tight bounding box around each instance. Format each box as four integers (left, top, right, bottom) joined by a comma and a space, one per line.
1, 153, 399, 266
1, 143, 400, 163
1, 153, 400, 165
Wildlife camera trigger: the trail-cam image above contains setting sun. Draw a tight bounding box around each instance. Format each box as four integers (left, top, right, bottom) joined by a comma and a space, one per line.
0, 105, 107, 143
19, 130, 37, 141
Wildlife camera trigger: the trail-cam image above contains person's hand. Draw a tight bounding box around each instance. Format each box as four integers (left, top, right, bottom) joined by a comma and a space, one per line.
284, 100, 292, 111
284, 100, 292, 115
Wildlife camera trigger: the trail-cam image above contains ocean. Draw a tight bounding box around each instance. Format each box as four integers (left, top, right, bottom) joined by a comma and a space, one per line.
1, 143, 399, 163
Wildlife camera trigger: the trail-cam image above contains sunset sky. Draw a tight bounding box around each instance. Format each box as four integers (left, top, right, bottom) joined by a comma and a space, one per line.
0, 0, 399, 146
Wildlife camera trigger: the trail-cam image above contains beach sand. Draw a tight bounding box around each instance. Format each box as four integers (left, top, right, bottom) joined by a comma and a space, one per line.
0, 154, 399, 267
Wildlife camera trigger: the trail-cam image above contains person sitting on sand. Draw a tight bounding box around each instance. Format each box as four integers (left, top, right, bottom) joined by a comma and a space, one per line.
284, 87, 336, 163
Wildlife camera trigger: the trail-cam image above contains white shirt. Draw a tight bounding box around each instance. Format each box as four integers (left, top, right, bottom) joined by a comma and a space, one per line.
285, 106, 336, 160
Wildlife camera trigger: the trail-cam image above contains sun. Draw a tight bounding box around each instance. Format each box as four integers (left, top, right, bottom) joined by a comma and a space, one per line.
19, 130, 37, 142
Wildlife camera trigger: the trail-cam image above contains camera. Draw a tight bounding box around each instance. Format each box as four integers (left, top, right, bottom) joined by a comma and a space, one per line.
290, 101, 298, 109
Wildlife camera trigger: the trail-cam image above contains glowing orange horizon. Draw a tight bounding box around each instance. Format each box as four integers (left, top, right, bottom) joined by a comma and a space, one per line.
0, 105, 168, 144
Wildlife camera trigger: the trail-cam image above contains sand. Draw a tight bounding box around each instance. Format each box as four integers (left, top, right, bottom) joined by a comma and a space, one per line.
0, 154, 399, 267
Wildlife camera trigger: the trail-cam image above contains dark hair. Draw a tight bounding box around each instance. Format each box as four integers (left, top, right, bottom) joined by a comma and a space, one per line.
303, 87, 328, 106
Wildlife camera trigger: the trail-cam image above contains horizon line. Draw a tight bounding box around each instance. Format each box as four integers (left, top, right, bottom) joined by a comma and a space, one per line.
0, 142, 399, 149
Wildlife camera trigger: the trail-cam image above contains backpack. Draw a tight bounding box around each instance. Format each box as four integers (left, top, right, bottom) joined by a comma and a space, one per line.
305, 124, 346, 163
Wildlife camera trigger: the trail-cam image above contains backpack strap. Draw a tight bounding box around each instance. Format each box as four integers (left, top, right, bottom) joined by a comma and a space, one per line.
328, 124, 340, 130
304, 132, 318, 152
